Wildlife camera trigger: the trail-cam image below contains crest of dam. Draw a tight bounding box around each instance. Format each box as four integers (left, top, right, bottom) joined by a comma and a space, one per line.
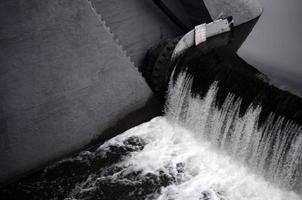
165, 70, 302, 192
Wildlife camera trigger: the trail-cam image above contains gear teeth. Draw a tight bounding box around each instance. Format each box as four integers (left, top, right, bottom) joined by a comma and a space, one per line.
87, 0, 134, 66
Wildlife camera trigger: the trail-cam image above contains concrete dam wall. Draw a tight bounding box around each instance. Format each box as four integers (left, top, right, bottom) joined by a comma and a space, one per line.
0, 0, 263, 184
0, 0, 176, 183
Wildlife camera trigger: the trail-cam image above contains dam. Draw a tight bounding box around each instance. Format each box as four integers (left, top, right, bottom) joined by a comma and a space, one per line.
1, 71, 301, 199
1, 0, 302, 199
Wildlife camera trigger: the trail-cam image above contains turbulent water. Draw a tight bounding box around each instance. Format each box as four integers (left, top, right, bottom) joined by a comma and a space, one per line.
67, 117, 301, 200
165, 72, 302, 190
67, 71, 302, 199
3, 71, 302, 200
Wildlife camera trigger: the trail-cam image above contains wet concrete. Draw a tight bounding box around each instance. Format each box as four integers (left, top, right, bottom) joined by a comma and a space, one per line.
170, 19, 302, 126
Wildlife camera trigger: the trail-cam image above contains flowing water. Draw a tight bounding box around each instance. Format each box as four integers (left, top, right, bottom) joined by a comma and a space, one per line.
67, 71, 302, 199
2, 71, 302, 200
165, 71, 302, 190
69, 116, 301, 200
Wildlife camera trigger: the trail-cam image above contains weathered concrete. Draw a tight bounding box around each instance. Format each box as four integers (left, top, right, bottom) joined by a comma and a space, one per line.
86, 0, 263, 66
89, 0, 183, 66
0, 0, 159, 183
0, 0, 264, 184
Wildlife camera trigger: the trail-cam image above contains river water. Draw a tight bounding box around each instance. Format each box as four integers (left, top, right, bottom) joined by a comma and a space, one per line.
65, 73, 302, 200
67, 71, 302, 199
2, 71, 301, 200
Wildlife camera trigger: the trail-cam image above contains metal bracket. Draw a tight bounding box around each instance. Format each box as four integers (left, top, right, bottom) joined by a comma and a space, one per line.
195, 24, 207, 45
171, 17, 234, 60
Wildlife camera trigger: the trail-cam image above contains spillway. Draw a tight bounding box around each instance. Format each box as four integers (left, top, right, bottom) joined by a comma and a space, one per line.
1, 0, 302, 199
2, 70, 301, 199
165, 71, 302, 193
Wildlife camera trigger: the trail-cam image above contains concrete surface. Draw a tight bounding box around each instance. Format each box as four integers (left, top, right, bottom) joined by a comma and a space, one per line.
238, 0, 302, 97
0, 0, 264, 184
89, 0, 183, 66
87, 0, 263, 66
204, 0, 263, 25
0, 0, 159, 183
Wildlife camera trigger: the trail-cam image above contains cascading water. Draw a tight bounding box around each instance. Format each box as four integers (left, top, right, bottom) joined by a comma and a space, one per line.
2, 72, 302, 200
65, 70, 301, 199
165, 71, 302, 192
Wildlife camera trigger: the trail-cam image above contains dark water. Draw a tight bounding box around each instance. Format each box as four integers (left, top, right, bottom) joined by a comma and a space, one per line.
1, 1, 302, 199
2, 68, 301, 199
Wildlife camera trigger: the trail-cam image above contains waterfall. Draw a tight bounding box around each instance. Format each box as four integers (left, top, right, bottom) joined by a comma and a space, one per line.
3, 70, 302, 200
165, 70, 302, 190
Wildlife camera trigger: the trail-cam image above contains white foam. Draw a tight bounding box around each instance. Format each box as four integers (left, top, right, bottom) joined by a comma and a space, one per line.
100, 116, 301, 200
164, 72, 302, 190
90, 70, 302, 199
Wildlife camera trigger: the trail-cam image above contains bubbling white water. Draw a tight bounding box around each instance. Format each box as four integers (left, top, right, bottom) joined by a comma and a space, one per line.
104, 116, 301, 200
71, 71, 302, 199
165, 71, 302, 191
